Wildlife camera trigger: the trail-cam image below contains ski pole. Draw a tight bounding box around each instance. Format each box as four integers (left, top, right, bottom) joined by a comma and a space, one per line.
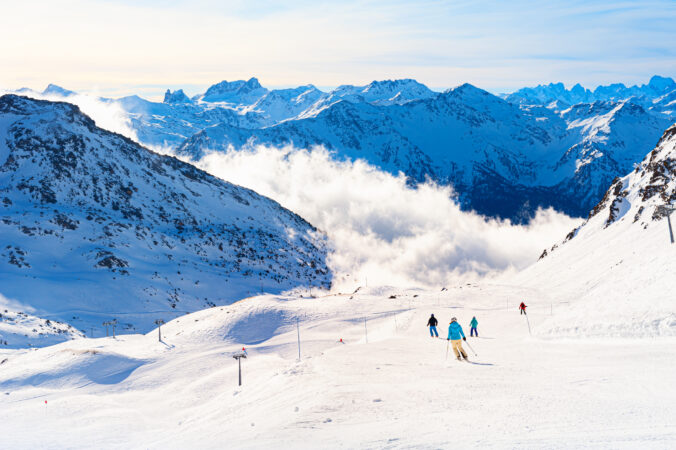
525, 313, 532, 336
464, 340, 477, 356
445, 339, 449, 360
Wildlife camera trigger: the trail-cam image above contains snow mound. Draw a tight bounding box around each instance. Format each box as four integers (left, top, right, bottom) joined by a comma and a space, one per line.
0, 349, 147, 389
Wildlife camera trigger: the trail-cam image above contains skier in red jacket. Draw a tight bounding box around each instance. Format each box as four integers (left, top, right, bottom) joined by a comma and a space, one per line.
519, 302, 527, 315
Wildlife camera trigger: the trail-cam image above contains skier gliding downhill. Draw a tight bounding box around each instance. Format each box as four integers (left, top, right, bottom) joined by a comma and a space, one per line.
427, 314, 439, 337
447, 317, 469, 361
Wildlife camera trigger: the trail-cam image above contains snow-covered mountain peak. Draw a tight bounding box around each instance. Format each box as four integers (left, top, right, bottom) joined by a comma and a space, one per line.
325, 79, 436, 106
163, 89, 192, 104
646, 75, 676, 93
361, 78, 434, 99
444, 83, 500, 102
42, 84, 76, 97
199, 77, 269, 104
592, 122, 675, 225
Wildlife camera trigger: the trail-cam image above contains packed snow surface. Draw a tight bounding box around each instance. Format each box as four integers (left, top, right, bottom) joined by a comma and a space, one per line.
0, 287, 674, 449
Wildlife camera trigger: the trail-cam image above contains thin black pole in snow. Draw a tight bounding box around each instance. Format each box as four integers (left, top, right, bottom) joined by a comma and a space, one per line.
525, 313, 532, 336
465, 340, 478, 356
364, 318, 368, 343
296, 318, 301, 360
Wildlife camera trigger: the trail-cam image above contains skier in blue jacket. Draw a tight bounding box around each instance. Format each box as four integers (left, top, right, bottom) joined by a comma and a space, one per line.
447, 317, 469, 361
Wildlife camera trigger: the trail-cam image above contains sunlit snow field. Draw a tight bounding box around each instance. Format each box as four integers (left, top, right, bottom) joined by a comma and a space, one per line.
1, 285, 674, 449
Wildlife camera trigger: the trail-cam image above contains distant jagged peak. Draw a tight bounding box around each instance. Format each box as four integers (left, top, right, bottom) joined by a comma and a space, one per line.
442, 83, 507, 106
163, 89, 192, 104
205, 77, 263, 94
362, 78, 431, 92
507, 75, 676, 106
326, 79, 436, 105
42, 84, 76, 97
446, 82, 492, 96
200, 77, 269, 103
645, 75, 676, 93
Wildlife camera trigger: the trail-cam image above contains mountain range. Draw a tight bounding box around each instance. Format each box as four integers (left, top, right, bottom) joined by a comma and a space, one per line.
13, 76, 675, 220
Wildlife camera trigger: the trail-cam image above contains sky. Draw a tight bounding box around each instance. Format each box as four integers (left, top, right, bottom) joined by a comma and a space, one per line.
1, 0, 675, 100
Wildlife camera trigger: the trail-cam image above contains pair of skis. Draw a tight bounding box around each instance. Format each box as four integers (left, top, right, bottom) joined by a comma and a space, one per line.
445, 339, 478, 361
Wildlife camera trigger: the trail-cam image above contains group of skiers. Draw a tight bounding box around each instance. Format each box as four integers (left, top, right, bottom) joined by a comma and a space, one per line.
426, 314, 477, 361
426, 302, 527, 361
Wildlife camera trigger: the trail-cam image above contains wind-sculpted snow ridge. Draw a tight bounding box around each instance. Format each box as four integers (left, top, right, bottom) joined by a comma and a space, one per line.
0, 95, 331, 346
518, 123, 676, 338
178, 84, 673, 221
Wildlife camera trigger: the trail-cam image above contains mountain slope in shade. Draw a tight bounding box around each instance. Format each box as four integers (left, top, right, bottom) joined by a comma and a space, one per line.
516, 123, 676, 337
0, 95, 331, 345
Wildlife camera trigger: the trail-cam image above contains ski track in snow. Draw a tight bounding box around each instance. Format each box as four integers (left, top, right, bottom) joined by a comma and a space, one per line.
0, 286, 674, 449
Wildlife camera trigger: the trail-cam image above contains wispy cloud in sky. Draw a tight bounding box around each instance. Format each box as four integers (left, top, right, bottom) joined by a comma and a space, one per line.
1, 0, 674, 98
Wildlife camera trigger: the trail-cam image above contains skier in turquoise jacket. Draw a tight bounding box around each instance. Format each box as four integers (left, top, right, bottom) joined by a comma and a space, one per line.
469, 316, 478, 337
447, 317, 469, 361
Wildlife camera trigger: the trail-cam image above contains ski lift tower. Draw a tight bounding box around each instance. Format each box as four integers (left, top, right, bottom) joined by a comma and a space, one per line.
232, 348, 247, 386
656, 205, 675, 244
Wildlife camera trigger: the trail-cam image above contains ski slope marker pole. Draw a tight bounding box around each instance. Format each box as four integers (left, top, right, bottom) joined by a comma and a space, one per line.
525, 313, 532, 336
296, 318, 301, 360
364, 318, 368, 343
464, 340, 477, 356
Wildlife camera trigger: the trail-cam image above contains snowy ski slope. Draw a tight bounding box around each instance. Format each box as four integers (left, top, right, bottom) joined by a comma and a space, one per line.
0, 287, 674, 449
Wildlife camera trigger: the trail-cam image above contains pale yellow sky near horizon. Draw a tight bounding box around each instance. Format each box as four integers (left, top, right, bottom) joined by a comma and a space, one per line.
2, 0, 674, 100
